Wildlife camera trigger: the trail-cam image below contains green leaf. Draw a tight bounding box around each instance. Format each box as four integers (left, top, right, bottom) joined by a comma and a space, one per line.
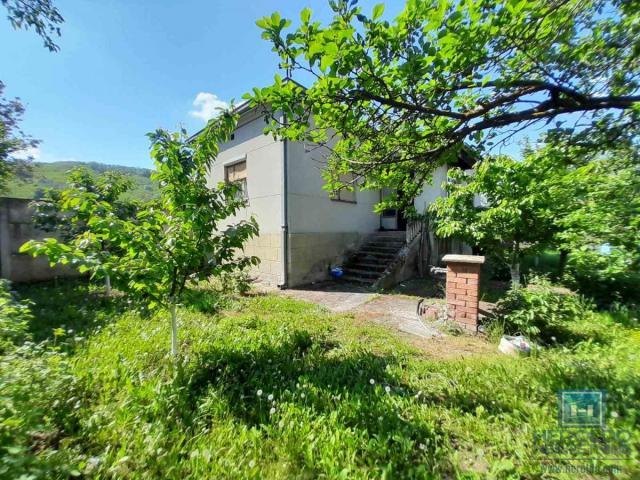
372, 3, 385, 20
300, 7, 312, 23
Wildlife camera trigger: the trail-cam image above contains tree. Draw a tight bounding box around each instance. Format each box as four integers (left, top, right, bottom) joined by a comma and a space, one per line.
2, 0, 64, 51
29, 167, 138, 294
22, 112, 260, 356
0, 81, 38, 192
429, 154, 570, 286
248, 0, 640, 205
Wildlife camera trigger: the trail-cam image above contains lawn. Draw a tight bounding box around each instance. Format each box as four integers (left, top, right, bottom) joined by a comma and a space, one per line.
1, 280, 639, 479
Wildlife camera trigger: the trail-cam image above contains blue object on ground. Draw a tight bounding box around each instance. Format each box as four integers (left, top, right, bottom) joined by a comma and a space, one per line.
330, 267, 344, 278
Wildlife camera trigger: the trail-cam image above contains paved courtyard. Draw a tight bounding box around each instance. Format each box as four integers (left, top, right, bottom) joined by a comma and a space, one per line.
281, 281, 443, 338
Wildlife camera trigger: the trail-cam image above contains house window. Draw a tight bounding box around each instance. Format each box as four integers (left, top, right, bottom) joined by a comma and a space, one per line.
225, 161, 247, 200
382, 208, 396, 217
330, 173, 357, 203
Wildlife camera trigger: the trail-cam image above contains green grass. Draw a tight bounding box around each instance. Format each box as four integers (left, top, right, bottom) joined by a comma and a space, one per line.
1, 280, 639, 479
5, 161, 158, 201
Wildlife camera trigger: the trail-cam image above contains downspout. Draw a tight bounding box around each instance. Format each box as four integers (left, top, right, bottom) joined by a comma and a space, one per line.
278, 116, 289, 289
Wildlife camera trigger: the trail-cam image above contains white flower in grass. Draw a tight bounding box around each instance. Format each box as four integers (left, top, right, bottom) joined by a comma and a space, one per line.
268, 394, 274, 401
419, 443, 427, 451
611, 411, 619, 418
369, 379, 375, 385
257, 389, 263, 397
300, 393, 305, 399
270, 407, 276, 415
249, 460, 256, 468
385, 386, 391, 393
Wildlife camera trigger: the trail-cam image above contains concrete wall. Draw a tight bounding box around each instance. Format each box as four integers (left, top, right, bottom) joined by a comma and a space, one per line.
0, 197, 81, 282
208, 109, 284, 286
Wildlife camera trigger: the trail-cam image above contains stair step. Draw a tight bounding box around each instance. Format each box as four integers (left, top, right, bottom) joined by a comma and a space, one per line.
365, 241, 405, 249
357, 251, 396, 259
363, 245, 402, 253
340, 275, 376, 285
343, 268, 381, 279
346, 262, 388, 272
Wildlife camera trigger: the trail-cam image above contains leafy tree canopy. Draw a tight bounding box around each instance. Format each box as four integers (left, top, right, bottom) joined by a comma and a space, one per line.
2, 0, 63, 51
430, 152, 570, 284
248, 0, 640, 205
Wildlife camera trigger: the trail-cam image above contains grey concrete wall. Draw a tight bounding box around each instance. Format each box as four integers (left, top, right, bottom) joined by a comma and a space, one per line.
0, 197, 81, 282
287, 232, 367, 286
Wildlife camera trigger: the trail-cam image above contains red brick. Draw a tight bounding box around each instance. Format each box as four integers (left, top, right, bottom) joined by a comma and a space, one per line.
466, 277, 479, 285
452, 288, 467, 295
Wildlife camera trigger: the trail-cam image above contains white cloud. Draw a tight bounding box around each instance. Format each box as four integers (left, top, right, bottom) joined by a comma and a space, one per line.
19, 146, 41, 160
189, 92, 228, 122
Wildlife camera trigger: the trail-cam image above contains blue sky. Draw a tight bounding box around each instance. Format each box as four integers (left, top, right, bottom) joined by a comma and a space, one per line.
2, 0, 402, 169
1, 0, 532, 170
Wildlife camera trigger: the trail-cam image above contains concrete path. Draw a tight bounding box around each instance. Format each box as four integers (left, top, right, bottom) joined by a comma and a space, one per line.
282, 282, 442, 338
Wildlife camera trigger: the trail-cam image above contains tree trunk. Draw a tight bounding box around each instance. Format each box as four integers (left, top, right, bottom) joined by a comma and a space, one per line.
170, 303, 178, 356
510, 243, 521, 287
104, 273, 111, 296
558, 249, 569, 278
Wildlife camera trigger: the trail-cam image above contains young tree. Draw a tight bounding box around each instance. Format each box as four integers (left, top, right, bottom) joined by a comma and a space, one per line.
22, 112, 260, 356
429, 154, 569, 286
248, 0, 640, 205
29, 167, 137, 294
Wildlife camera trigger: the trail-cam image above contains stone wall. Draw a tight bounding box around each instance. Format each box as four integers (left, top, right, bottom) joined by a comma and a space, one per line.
242, 233, 282, 287
0, 197, 81, 283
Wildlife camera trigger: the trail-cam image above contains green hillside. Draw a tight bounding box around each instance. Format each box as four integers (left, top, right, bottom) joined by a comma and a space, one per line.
5, 161, 158, 201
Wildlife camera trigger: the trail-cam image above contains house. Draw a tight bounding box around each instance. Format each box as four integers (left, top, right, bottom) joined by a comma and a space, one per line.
207, 102, 473, 288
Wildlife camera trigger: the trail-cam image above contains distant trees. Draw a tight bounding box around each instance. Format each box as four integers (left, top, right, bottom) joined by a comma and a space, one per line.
22, 112, 260, 356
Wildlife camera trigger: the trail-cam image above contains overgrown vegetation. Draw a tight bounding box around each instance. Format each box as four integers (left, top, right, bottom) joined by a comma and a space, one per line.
0, 280, 32, 353
0, 279, 638, 479
490, 276, 594, 344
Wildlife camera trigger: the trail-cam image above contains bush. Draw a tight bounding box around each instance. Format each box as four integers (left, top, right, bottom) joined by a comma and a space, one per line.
491, 276, 593, 344
564, 249, 640, 307
0, 280, 32, 353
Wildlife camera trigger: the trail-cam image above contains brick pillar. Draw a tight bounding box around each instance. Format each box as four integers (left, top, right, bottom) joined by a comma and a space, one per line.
442, 254, 485, 332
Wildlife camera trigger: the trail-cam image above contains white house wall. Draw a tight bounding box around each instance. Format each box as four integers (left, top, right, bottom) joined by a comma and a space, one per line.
208, 109, 283, 286
286, 139, 380, 286
414, 164, 449, 214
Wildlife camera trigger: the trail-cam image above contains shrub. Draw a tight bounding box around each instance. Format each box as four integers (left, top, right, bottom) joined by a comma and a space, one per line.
564, 249, 640, 307
0, 280, 32, 353
491, 276, 593, 344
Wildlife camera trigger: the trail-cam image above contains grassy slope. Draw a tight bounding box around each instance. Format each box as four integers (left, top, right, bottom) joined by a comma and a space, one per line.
2, 281, 639, 479
5, 161, 157, 202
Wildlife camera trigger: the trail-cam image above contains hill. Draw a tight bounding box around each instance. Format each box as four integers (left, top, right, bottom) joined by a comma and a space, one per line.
5, 161, 158, 201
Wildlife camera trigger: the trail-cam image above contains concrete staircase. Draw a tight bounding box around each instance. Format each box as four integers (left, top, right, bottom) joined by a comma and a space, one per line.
341, 231, 406, 286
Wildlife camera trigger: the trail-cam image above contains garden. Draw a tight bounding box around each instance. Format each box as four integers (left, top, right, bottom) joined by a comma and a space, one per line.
1, 275, 638, 479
